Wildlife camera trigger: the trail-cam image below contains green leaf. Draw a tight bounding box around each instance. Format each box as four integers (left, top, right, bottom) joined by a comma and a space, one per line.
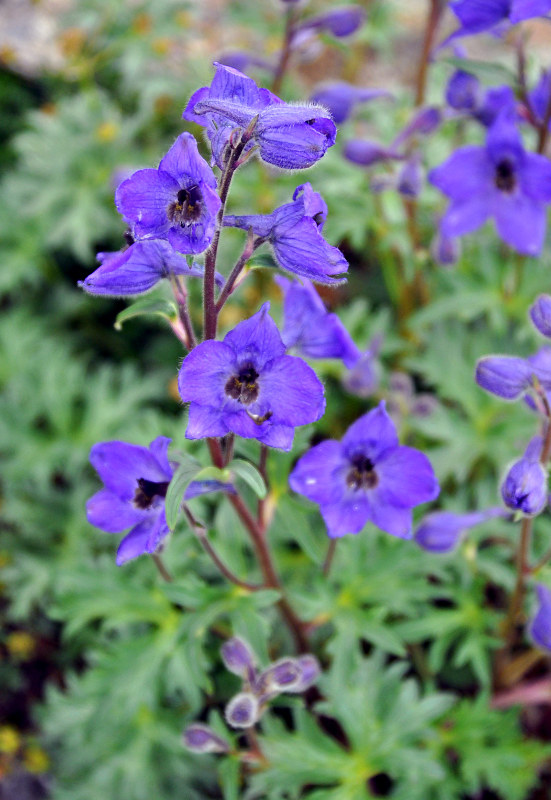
165, 456, 202, 529
443, 57, 516, 85
114, 297, 178, 330
193, 465, 232, 483
230, 458, 267, 499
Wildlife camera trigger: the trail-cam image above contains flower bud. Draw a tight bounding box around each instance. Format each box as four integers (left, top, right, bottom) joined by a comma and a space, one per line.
501, 438, 547, 516
414, 508, 505, 554
225, 692, 260, 729
344, 139, 400, 167
446, 69, 482, 111
530, 295, 551, 338
397, 157, 423, 198
392, 107, 441, 149
301, 6, 366, 37
221, 637, 256, 679
256, 659, 303, 698
475, 355, 534, 400
294, 654, 321, 691
530, 583, 551, 651
183, 724, 230, 754
431, 233, 460, 267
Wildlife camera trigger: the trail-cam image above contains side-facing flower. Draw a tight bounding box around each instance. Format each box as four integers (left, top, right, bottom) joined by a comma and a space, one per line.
223, 183, 348, 284
79, 237, 224, 296
501, 436, 547, 516
86, 436, 173, 565
414, 507, 506, 553
183, 724, 231, 754
530, 295, 551, 338
115, 132, 221, 254
476, 351, 551, 400
186, 63, 337, 170
429, 112, 551, 256
289, 401, 439, 538
275, 276, 359, 364
530, 583, 551, 651
446, 69, 482, 112
447, 0, 551, 40
178, 303, 325, 451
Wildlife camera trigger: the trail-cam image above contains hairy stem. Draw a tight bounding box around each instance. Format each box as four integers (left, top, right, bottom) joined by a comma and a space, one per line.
503, 516, 533, 645
170, 275, 197, 349
215, 232, 262, 313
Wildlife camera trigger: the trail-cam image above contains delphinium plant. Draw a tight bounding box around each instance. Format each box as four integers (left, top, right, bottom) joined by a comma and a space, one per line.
7, 0, 551, 798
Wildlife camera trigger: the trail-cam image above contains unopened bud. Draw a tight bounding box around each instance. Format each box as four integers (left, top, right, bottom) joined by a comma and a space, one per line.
225, 692, 260, 729
221, 637, 256, 679
183, 724, 230, 754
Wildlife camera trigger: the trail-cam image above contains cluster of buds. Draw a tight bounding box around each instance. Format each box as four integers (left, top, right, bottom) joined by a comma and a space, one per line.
183, 638, 320, 754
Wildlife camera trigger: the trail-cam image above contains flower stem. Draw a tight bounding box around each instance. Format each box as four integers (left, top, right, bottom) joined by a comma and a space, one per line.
183, 504, 261, 591
414, 0, 444, 107
272, 4, 297, 96
502, 516, 533, 645
170, 275, 197, 349
322, 539, 337, 578
215, 232, 262, 313
537, 83, 551, 155
228, 492, 310, 652
152, 553, 173, 582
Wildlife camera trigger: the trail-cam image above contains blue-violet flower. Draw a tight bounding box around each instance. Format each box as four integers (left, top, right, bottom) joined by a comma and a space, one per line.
289, 401, 439, 538
501, 436, 547, 516
178, 303, 325, 451
530, 583, 551, 651
414, 507, 506, 553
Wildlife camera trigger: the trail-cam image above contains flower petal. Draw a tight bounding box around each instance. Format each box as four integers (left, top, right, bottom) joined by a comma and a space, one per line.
494, 195, 546, 256
186, 403, 229, 439
223, 304, 286, 366
320, 494, 370, 537
375, 445, 440, 508
429, 146, 492, 201
86, 489, 145, 533
341, 401, 399, 462
289, 439, 346, 504
158, 132, 218, 189
115, 169, 176, 237
89, 441, 170, 501
178, 340, 235, 405
259, 355, 325, 426
116, 517, 156, 565
368, 501, 414, 539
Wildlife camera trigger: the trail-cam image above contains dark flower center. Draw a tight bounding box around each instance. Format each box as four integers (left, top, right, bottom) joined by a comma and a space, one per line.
495, 159, 516, 193
346, 455, 378, 491
312, 211, 324, 227
133, 478, 170, 510
167, 184, 203, 227
123, 229, 135, 246
225, 363, 260, 405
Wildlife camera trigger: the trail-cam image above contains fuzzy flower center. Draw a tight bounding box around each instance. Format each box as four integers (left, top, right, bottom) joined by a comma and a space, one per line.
225, 363, 260, 405
346, 454, 378, 490
495, 159, 516, 193
167, 185, 203, 227
133, 478, 170, 509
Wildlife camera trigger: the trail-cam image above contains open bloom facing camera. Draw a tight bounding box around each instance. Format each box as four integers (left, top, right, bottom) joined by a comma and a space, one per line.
290, 401, 439, 538
178, 303, 325, 451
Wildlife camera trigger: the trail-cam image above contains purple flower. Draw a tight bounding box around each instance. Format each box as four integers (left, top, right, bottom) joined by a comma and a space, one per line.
530, 295, 551, 338
446, 69, 482, 112
343, 139, 401, 167
79, 238, 224, 296
115, 132, 221, 254
86, 436, 173, 565
178, 303, 325, 451
448, 0, 551, 38
185, 63, 336, 171
397, 156, 423, 198
431, 233, 461, 267
183, 62, 281, 168
530, 70, 551, 127
342, 342, 381, 398
310, 82, 391, 124
414, 507, 506, 553
299, 5, 366, 37
429, 112, 551, 256
475, 86, 517, 127
275, 276, 359, 365
501, 436, 547, 516
289, 401, 439, 538
223, 183, 348, 285
530, 583, 551, 651
476, 351, 551, 400
183, 724, 230, 754
391, 107, 442, 149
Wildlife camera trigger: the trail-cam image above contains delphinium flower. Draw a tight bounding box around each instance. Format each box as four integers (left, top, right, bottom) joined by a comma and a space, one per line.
79, 237, 224, 296
86, 436, 174, 565
530, 295, 551, 337
530, 69, 551, 129
501, 437, 547, 516
289, 401, 439, 538
429, 111, 551, 256
275, 276, 360, 365
309, 82, 390, 125
447, 0, 551, 39
414, 507, 506, 553
445, 68, 517, 127
476, 349, 551, 401
530, 583, 551, 650
223, 183, 348, 285
184, 62, 337, 171
115, 132, 221, 254
178, 303, 325, 451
